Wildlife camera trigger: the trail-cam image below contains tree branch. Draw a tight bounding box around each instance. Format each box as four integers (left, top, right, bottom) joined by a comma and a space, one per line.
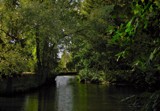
0, 28, 18, 40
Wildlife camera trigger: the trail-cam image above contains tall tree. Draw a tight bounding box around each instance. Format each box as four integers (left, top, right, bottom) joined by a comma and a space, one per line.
0, 0, 81, 77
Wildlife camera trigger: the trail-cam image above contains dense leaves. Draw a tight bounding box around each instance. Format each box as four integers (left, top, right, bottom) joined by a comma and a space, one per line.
67, 0, 160, 89
1, 0, 159, 89
0, 0, 79, 77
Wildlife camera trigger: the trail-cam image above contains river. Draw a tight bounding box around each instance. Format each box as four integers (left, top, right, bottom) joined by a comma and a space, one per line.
0, 76, 139, 111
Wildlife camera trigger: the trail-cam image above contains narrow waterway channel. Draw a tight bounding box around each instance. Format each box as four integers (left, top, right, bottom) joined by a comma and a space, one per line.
0, 76, 139, 111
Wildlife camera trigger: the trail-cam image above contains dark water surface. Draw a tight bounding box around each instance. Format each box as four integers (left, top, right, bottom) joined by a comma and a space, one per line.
0, 76, 139, 111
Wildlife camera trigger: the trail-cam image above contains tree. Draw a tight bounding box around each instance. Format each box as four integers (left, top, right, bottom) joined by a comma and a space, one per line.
0, 0, 81, 77
0, 0, 34, 76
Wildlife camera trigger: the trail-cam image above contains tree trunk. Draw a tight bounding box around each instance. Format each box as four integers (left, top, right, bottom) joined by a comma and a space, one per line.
35, 25, 42, 75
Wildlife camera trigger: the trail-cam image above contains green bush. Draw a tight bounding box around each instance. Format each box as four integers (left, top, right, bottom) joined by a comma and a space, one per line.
78, 68, 106, 84
0, 49, 31, 77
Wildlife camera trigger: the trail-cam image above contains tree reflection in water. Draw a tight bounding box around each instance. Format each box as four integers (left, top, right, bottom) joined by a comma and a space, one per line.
0, 76, 139, 111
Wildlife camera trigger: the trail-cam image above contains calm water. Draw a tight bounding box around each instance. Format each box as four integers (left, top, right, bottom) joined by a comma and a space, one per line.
0, 76, 139, 111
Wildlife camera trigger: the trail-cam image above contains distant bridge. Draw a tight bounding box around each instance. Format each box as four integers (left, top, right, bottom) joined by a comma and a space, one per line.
56, 72, 78, 76
21, 71, 78, 78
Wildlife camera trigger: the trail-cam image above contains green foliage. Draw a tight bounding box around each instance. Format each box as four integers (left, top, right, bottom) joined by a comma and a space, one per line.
78, 68, 106, 84
0, 0, 80, 77
70, 1, 115, 71
106, 0, 160, 89
0, 45, 28, 76
141, 91, 160, 111
59, 50, 72, 71
122, 91, 160, 111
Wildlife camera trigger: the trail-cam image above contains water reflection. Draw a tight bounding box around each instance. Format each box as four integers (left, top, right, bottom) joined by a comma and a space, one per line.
24, 83, 57, 111
0, 96, 25, 111
72, 84, 135, 111
55, 76, 75, 111
0, 76, 139, 111
24, 94, 38, 111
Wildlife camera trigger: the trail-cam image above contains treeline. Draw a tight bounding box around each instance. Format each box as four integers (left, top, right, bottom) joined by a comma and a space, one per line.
0, 0, 159, 90
63, 1, 159, 110
0, 0, 79, 77
1, 0, 159, 89
64, 0, 160, 90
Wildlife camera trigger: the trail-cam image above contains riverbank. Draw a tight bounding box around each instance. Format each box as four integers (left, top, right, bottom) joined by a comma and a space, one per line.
0, 74, 56, 96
